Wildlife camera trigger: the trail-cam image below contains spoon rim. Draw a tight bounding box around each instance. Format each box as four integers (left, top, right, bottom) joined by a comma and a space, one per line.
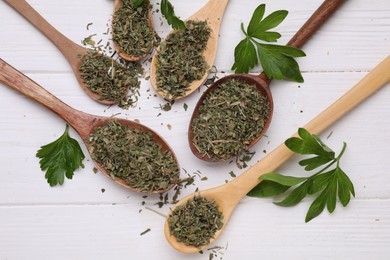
79, 116, 181, 194
188, 73, 274, 162
163, 187, 237, 253
112, 0, 155, 62
150, 0, 229, 101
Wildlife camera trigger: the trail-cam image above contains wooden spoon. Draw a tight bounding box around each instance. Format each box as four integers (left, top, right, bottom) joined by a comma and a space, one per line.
166, 55, 390, 253
150, 0, 229, 101
0, 59, 179, 194
112, 0, 154, 61
4, 0, 118, 105
189, 0, 346, 161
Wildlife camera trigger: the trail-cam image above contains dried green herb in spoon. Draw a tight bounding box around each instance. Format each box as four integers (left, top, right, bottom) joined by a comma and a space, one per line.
155, 20, 211, 99
167, 196, 223, 247
79, 50, 140, 108
87, 120, 180, 192
191, 79, 270, 160
112, 0, 154, 59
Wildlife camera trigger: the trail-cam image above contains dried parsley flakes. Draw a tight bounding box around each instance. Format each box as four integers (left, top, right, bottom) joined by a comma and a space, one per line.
168, 196, 223, 247
79, 51, 140, 108
112, 0, 154, 58
87, 120, 180, 192
191, 79, 270, 160
155, 20, 211, 99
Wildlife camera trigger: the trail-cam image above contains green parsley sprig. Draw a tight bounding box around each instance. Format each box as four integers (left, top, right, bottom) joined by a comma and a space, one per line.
248, 128, 355, 222
36, 125, 85, 187
161, 0, 185, 30
232, 4, 306, 82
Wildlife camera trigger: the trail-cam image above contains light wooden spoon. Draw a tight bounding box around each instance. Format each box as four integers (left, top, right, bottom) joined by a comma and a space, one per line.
0, 59, 179, 194
112, 0, 154, 61
165, 55, 390, 253
4, 0, 118, 105
150, 0, 229, 101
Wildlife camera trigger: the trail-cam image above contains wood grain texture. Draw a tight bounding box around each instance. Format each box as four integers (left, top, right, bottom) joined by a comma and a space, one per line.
0, 0, 390, 259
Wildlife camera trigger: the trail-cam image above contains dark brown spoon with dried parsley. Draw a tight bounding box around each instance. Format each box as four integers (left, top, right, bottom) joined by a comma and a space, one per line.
189, 0, 346, 162
4, 0, 136, 106
0, 59, 180, 194
112, 0, 154, 61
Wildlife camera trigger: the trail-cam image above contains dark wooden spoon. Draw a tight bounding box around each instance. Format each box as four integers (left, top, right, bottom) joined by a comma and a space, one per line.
3, 0, 120, 105
189, 0, 346, 162
0, 59, 179, 194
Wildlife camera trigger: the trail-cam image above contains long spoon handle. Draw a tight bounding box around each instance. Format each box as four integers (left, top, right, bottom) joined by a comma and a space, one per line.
288, 0, 345, 48
259, 0, 345, 82
0, 59, 94, 137
194, 0, 229, 28
3, 0, 85, 66
231, 55, 390, 198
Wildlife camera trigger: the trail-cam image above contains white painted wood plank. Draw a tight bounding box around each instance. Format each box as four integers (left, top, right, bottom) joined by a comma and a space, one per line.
0, 200, 389, 260
1, 71, 390, 204
1, 0, 390, 259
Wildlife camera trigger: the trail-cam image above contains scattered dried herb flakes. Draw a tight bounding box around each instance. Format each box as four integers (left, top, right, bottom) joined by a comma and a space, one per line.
168, 196, 223, 248
79, 51, 140, 108
87, 120, 180, 192
155, 20, 211, 99
191, 79, 270, 160
112, 0, 154, 58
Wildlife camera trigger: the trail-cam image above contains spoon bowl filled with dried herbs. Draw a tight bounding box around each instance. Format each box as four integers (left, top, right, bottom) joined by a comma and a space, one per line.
4, 0, 140, 107
166, 55, 390, 253
150, 0, 229, 101
112, 0, 154, 61
0, 59, 180, 194
189, 0, 345, 162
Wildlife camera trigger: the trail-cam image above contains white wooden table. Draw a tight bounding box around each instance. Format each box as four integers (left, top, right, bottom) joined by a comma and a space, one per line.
1, 0, 390, 259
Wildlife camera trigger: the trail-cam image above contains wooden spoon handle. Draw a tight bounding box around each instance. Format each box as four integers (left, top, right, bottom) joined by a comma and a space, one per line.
259, 0, 345, 82
288, 0, 345, 48
3, 0, 84, 66
0, 59, 94, 137
193, 0, 229, 26
231, 55, 390, 198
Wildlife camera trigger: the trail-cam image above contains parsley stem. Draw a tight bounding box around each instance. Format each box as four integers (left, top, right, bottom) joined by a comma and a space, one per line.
310, 159, 337, 179
310, 142, 347, 179
240, 22, 249, 37
336, 142, 347, 167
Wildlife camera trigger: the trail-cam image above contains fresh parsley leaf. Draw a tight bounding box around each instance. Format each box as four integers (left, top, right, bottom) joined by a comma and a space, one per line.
257, 43, 305, 82
36, 125, 85, 187
248, 4, 287, 42
160, 0, 185, 30
231, 4, 305, 82
247, 180, 290, 197
286, 128, 334, 158
274, 182, 309, 207
248, 128, 355, 222
231, 37, 257, 74
132, 0, 144, 8
261, 173, 307, 187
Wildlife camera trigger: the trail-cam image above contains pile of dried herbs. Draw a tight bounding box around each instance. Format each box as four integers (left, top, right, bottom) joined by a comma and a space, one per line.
168, 196, 223, 247
86, 120, 180, 192
79, 50, 140, 108
112, 0, 154, 58
191, 79, 270, 160
155, 20, 211, 99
